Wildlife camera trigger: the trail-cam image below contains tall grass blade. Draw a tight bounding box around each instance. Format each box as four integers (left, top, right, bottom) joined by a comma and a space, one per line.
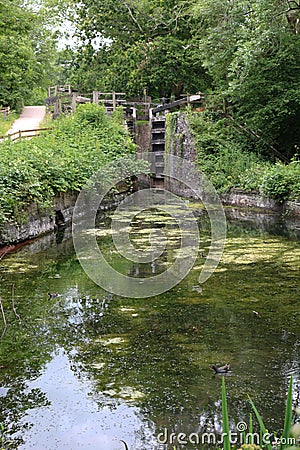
222, 377, 231, 450
248, 413, 253, 444
248, 396, 273, 450
280, 376, 293, 450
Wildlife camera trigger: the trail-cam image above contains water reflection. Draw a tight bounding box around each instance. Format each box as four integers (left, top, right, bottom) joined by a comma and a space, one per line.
225, 207, 300, 239
0, 206, 299, 449
16, 350, 157, 450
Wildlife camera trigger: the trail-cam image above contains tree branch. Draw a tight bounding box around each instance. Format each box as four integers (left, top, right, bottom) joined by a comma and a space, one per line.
120, 0, 144, 33
227, 115, 290, 163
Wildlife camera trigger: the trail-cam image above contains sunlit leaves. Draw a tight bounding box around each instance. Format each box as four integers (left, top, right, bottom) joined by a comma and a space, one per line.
0, 0, 58, 110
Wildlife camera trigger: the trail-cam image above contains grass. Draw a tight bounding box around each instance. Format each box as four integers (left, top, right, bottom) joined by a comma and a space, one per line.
171, 379, 296, 450
220, 376, 296, 450
222, 377, 231, 450
0, 111, 19, 135
38, 112, 53, 129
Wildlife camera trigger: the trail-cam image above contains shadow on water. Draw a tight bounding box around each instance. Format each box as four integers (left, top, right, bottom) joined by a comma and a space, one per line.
0, 206, 299, 449
225, 206, 300, 240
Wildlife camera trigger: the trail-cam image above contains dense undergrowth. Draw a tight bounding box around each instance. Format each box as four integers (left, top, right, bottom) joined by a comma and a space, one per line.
187, 111, 300, 201
0, 104, 139, 227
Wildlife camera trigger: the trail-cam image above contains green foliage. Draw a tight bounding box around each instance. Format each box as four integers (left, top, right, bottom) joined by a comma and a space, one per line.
248, 397, 273, 450
72, 102, 108, 127
188, 111, 263, 192
64, 0, 211, 98
221, 377, 295, 450
0, 422, 14, 449
190, 0, 300, 159
221, 377, 231, 450
187, 111, 300, 199
261, 161, 300, 201
0, 0, 59, 111
248, 378, 295, 450
0, 105, 137, 226
0, 112, 19, 135
280, 377, 294, 450
112, 106, 125, 126
239, 165, 269, 193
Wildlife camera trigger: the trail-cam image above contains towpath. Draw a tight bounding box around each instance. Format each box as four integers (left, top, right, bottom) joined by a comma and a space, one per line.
7, 106, 46, 139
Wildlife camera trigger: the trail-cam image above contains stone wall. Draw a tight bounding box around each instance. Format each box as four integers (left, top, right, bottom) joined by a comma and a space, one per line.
0, 192, 78, 246
164, 113, 300, 217
0, 189, 130, 247
135, 121, 151, 188
165, 112, 198, 198
222, 190, 300, 216
285, 200, 300, 216
166, 112, 197, 162
221, 189, 282, 212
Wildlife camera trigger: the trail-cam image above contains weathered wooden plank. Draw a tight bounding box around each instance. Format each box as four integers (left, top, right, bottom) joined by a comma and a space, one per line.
152, 94, 203, 114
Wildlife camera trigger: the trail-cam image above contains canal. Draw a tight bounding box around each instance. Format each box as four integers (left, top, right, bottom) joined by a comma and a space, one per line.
0, 204, 299, 449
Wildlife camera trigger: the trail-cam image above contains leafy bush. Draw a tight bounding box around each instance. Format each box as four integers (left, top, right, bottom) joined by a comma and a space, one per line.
188, 111, 263, 192
261, 161, 300, 202
238, 165, 269, 193
187, 111, 300, 200
0, 104, 138, 226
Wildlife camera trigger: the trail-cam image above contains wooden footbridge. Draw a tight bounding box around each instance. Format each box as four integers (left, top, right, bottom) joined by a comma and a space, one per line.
45, 85, 205, 187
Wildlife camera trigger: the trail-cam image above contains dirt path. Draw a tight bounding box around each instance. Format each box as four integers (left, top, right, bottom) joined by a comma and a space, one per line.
7, 106, 46, 138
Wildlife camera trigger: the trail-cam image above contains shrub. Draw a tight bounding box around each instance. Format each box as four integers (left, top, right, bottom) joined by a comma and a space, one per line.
187, 111, 263, 192
0, 104, 137, 226
261, 161, 300, 201
187, 111, 300, 200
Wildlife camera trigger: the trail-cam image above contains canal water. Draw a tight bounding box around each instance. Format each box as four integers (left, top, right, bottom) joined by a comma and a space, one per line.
0, 204, 299, 449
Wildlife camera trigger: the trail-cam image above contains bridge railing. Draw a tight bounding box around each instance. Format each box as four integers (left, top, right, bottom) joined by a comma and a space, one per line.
0, 127, 53, 142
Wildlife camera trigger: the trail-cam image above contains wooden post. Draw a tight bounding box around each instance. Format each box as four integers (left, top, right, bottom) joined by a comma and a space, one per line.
71, 92, 77, 112
54, 99, 58, 117
112, 91, 116, 111
93, 91, 99, 105
143, 88, 147, 117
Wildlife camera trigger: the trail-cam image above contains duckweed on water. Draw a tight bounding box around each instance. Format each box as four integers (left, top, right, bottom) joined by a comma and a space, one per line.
0, 206, 299, 449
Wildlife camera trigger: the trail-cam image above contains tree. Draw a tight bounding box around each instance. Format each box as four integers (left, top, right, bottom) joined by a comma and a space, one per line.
42, 0, 300, 159
69, 0, 211, 98
0, 0, 58, 111
190, 0, 300, 159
